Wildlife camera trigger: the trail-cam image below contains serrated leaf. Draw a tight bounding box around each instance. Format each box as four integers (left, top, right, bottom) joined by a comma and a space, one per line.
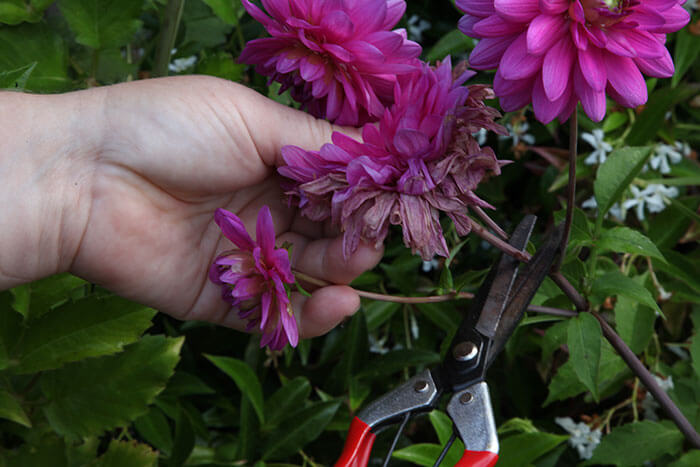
91, 440, 157, 467
205, 355, 265, 424
0, 62, 35, 90
0, 23, 69, 92
498, 432, 568, 467
262, 400, 340, 460
392, 443, 445, 467
594, 146, 652, 227
58, 0, 144, 49
597, 227, 666, 262
670, 450, 700, 467
586, 421, 683, 466
567, 313, 602, 401
133, 407, 173, 456
1, 435, 67, 467
41, 335, 183, 438
0, 387, 31, 427
592, 271, 661, 315
0, 0, 52, 24
263, 377, 311, 430
19, 273, 88, 321
13, 296, 156, 374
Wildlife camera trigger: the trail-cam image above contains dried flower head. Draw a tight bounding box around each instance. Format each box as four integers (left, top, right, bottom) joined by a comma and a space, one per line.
209, 207, 298, 350
239, 0, 422, 126
457, 0, 690, 122
279, 58, 507, 260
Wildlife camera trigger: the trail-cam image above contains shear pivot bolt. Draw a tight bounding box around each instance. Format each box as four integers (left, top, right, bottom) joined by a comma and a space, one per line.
414, 380, 429, 393
453, 341, 478, 362
459, 392, 474, 404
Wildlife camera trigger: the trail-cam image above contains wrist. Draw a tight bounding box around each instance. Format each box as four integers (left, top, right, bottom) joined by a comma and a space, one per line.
0, 90, 102, 289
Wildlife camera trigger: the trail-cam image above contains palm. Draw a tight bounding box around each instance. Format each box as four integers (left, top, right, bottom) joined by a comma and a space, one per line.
69, 76, 381, 337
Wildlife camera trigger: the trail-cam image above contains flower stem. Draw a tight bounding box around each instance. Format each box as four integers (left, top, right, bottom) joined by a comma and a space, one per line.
555, 111, 578, 271
473, 206, 508, 239
153, 0, 185, 77
469, 220, 531, 262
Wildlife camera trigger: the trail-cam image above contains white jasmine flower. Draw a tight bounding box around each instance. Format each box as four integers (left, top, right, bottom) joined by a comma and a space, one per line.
409, 312, 420, 340
642, 375, 674, 421
421, 258, 440, 273
623, 184, 678, 220
368, 334, 390, 355
581, 196, 625, 222
649, 143, 684, 174
406, 14, 431, 42
474, 128, 488, 146
582, 129, 613, 166
555, 417, 602, 460
169, 56, 197, 73
500, 121, 535, 146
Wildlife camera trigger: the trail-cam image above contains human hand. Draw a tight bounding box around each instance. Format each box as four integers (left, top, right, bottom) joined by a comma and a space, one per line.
0, 76, 383, 339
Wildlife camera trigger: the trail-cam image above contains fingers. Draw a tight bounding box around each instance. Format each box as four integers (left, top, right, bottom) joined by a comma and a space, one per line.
292, 286, 360, 338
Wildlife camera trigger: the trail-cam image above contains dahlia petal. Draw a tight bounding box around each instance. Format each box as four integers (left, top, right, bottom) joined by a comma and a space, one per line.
469, 36, 515, 69
570, 22, 589, 50
539, 0, 568, 14
344, 41, 385, 65
620, 30, 666, 59
242, 0, 273, 26
577, 46, 606, 91
499, 92, 532, 112
394, 129, 432, 158
500, 33, 544, 80
383, 0, 406, 28
456, 0, 495, 17
473, 15, 524, 37
458, 14, 480, 36
574, 64, 606, 122
605, 30, 638, 58
322, 43, 353, 62
626, 6, 666, 29
532, 74, 571, 124
647, 5, 689, 33
261, 0, 290, 20
493, 70, 532, 96
256, 206, 276, 258
299, 57, 326, 81
494, 0, 540, 23
634, 52, 674, 78
320, 10, 355, 39
527, 14, 567, 55
215, 208, 255, 250
543, 37, 575, 101
605, 54, 648, 108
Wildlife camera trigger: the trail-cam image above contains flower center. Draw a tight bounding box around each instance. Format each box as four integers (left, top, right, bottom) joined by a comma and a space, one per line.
577, 0, 633, 28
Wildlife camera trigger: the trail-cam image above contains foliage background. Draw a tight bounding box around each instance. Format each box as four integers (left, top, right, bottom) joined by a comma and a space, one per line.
0, 1, 699, 466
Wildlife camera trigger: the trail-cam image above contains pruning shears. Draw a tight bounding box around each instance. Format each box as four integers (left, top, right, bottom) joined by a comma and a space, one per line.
335, 215, 563, 467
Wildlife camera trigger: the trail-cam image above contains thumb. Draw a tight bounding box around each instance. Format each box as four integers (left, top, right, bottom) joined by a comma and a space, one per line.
232, 82, 362, 167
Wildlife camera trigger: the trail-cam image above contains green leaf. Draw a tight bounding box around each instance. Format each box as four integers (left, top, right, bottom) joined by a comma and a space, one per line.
592, 271, 661, 316
0, 0, 53, 24
587, 421, 683, 466
133, 407, 173, 456
263, 377, 311, 430
393, 443, 444, 467
597, 227, 666, 262
416, 302, 460, 333
691, 333, 700, 380
13, 296, 156, 374
91, 440, 158, 467
328, 312, 368, 393
498, 432, 569, 467
58, 0, 145, 49
670, 450, 700, 467
196, 51, 245, 82
602, 112, 628, 133
655, 249, 700, 296
19, 273, 87, 321
364, 301, 401, 331
1, 435, 68, 467
0, 387, 31, 427
648, 197, 700, 249
262, 400, 340, 460
0, 62, 35, 90
614, 294, 656, 355
41, 335, 183, 438
593, 146, 652, 227
205, 355, 265, 424
626, 85, 699, 145
356, 349, 440, 378
428, 411, 454, 445
672, 28, 700, 87
0, 23, 69, 92
425, 29, 474, 62
567, 313, 602, 401
201, 0, 243, 24
169, 406, 195, 467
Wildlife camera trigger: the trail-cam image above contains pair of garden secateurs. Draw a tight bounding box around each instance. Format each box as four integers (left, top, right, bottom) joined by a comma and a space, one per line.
335, 215, 564, 467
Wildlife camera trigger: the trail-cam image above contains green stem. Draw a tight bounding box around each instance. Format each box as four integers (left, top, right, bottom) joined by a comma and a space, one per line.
153, 0, 186, 77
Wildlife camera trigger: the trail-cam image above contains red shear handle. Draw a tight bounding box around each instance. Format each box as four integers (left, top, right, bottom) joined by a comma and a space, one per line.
455, 450, 499, 467
335, 417, 376, 467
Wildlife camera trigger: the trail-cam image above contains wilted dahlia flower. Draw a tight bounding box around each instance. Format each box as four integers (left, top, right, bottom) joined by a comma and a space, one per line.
239, 0, 422, 126
279, 58, 507, 260
457, 0, 690, 123
209, 207, 298, 350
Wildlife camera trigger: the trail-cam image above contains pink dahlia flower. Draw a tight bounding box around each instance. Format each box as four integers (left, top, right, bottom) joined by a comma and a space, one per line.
279, 58, 507, 260
209, 206, 298, 350
457, 0, 690, 123
239, 0, 422, 126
